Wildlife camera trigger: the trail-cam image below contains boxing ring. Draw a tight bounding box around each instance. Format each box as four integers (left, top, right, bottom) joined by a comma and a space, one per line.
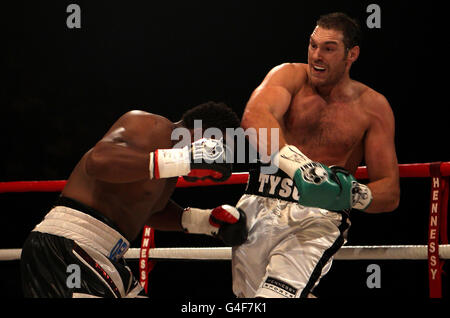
0, 162, 449, 298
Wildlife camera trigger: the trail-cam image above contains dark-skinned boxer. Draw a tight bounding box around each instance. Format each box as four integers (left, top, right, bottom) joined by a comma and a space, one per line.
21, 101, 247, 298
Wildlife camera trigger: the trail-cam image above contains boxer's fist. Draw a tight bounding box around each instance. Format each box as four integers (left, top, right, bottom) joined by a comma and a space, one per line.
181, 205, 248, 246
149, 138, 232, 182
329, 166, 373, 211
276, 145, 372, 211
296, 165, 371, 211
210, 205, 248, 246
183, 138, 232, 182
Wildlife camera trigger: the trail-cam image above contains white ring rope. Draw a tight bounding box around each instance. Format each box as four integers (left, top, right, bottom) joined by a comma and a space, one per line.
1, 245, 450, 261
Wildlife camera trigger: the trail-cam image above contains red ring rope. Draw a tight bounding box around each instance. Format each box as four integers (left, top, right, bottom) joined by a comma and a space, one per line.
0, 162, 449, 193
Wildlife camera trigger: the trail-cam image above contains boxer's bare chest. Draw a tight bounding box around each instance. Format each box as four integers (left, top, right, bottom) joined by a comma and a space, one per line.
283, 87, 369, 167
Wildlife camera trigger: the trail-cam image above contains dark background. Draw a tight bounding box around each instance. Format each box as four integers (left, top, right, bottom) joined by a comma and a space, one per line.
0, 0, 449, 302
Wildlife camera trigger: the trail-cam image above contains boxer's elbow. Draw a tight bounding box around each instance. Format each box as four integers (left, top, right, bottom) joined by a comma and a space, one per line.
381, 187, 401, 212
365, 184, 400, 213
386, 192, 400, 212
241, 98, 257, 125
240, 112, 253, 131
241, 104, 269, 131
85, 145, 109, 177
388, 182, 401, 211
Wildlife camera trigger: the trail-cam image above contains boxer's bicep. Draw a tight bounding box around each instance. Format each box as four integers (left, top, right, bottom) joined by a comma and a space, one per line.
364, 97, 397, 180
363, 96, 400, 212
146, 199, 184, 231
244, 85, 291, 124
241, 64, 307, 154
242, 63, 305, 126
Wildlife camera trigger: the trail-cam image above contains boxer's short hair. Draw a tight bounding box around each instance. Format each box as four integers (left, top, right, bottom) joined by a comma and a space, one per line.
181, 101, 240, 131
316, 12, 362, 50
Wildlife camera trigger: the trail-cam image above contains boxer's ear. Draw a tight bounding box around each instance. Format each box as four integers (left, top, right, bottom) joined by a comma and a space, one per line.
347, 45, 360, 64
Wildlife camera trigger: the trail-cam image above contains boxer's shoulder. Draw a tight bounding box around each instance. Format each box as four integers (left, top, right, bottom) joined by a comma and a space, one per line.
121, 110, 173, 135
271, 62, 307, 74
353, 82, 387, 105
265, 63, 308, 89
103, 110, 174, 150
119, 110, 172, 129
355, 84, 393, 120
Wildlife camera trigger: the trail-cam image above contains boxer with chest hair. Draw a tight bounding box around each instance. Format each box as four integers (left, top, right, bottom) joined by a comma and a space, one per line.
232, 12, 400, 298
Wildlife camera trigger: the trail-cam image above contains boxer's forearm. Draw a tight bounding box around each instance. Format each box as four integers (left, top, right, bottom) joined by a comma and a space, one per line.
362, 178, 400, 213
85, 142, 150, 183
242, 112, 287, 156
241, 86, 291, 158
241, 107, 288, 161
146, 200, 184, 231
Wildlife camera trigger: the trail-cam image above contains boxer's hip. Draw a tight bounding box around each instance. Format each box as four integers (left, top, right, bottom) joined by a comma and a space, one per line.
21, 196, 142, 298
21, 231, 142, 298
237, 166, 349, 229
232, 167, 351, 297
31, 196, 129, 261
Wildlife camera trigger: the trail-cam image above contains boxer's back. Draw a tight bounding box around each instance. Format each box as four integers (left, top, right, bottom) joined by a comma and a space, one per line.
62, 111, 178, 240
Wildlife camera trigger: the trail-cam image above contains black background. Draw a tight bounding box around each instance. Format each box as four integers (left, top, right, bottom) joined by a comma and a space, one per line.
0, 0, 449, 302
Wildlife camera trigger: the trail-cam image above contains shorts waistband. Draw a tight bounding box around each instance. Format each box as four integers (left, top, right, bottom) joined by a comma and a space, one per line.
244, 167, 299, 203
244, 166, 351, 216
54, 196, 123, 234
33, 202, 130, 261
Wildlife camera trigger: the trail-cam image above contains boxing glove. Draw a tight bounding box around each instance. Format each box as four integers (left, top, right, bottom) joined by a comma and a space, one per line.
181, 205, 248, 246
149, 138, 232, 182
275, 145, 372, 211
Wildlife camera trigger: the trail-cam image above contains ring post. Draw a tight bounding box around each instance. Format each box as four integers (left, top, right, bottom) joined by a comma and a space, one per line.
428, 162, 443, 298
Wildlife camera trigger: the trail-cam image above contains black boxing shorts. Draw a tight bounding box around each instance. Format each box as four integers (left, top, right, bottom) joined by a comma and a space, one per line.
20, 196, 144, 298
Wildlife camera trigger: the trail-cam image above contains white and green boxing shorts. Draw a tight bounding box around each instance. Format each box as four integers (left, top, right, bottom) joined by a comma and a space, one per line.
232, 166, 351, 298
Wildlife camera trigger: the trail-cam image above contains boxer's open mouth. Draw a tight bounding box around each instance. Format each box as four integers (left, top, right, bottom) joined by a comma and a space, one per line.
313, 65, 326, 72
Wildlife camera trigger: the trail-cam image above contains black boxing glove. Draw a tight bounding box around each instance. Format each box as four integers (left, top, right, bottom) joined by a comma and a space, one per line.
149, 138, 232, 182
181, 205, 248, 246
